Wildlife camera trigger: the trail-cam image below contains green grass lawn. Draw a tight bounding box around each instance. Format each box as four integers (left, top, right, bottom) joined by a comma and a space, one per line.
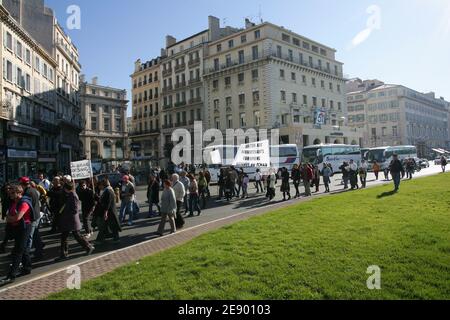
50, 174, 450, 300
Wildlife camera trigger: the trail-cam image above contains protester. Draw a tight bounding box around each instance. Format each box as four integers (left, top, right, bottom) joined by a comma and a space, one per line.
217, 168, 226, 199
359, 160, 368, 188
203, 168, 211, 198
383, 166, 390, 181
322, 163, 332, 193
38, 173, 51, 192
373, 161, 380, 180
95, 179, 121, 244
236, 168, 244, 198
188, 174, 201, 217
157, 180, 177, 236
339, 161, 350, 189
198, 171, 208, 209
349, 160, 359, 190
229, 167, 238, 198
119, 175, 135, 226
55, 182, 94, 262
47, 177, 65, 233
302, 164, 313, 197
255, 169, 264, 194
76, 179, 96, 238
441, 156, 447, 173
147, 175, 161, 218
179, 171, 190, 213
406, 158, 416, 180
312, 165, 321, 193
0, 185, 33, 286
241, 173, 249, 199
20, 178, 44, 260
0, 183, 12, 254
389, 154, 405, 192
291, 164, 301, 198
266, 169, 277, 201
280, 167, 291, 201
171, 174, 186, 229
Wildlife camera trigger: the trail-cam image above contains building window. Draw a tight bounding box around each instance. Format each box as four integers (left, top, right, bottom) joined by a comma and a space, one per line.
213, 80, 219, 90
238, 73, 244, 84
253, 91, 260, 103
214, 99, 220, 110
240, 113, 246, 127
227, 115, 233, 128
217, 44, 222, 52
254, 30, 261, 39
312, 78, 316, 87
254, 111, 260, 126
215, 117, 220, 129
393, 126, 398, 137
292, 93, 297, 104
241, 34, 247, 43
228, 39, 234, 48
225, 77, 231, 87
239, 94, 245, 105
226, 97, 232, 107
279, 69, 285, 79
252, 69, 259, 80
303, 95, 307, 105
226, 54, 232, 67
238, 50, 245, 64
104, 118, 110, 131
252, 46, 259, 60
281, 90, 286, 102
91, 117, 97, 130
5, 32, 13, 51
291, 72, 296, 81
277, 46, 282, 58
91, 104, 97, 112
5, 60, 13, 82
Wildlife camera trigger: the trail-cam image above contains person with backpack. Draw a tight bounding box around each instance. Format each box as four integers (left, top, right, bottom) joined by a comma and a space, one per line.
20, 178, 44, 260
0, 185, 34, 286
171, 174, 185, 229
55, 182, 94, 262
119, 175, 135, 226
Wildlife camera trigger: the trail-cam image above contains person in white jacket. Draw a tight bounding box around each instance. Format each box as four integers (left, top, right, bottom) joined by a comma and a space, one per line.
171, 174, 186, 229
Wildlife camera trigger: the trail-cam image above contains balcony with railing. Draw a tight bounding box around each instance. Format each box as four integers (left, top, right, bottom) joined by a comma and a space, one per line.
162, 123, 174, 129
174, 81, 187, 90
188, 97, 202, 105
162, 68, 172, 78
162, 103, 173, 110
162, 85, 173, 95
174, 63, 186, 73
188, 58, 201, 68
188, 78, 202, 86
174, 101, 187, 108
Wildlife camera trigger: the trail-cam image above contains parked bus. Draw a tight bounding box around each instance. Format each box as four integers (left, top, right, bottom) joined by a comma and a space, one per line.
203, 144, 299, 182
366, 145, 418, 170
302, 144, 362, 173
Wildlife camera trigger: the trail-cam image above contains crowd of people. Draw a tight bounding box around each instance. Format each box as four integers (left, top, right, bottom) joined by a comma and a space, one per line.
0, 154, 444, 286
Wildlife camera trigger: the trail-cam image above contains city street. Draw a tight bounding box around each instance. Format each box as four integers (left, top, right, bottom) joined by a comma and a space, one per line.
0, 163, 443, 292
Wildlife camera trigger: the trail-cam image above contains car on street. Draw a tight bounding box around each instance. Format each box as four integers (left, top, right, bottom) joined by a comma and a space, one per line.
419, 159, 430, 168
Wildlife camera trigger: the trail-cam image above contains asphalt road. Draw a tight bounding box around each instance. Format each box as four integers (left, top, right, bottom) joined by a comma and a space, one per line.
0, 162, 443, 289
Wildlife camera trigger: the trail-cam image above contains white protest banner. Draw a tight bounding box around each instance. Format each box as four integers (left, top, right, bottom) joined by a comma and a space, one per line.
70, 160, 93, 180
210, 149, 222, 165
233, 140, 271, 171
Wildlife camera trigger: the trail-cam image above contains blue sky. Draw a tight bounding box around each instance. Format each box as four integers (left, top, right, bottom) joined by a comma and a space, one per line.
46, 0, 450, 115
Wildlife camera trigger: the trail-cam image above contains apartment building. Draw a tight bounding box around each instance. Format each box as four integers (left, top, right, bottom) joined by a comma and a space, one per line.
159, 16, 239, 163
79, 77, 128, 169
1, 5, 58, 181
204, 19, 363, 148
54, 21, 82, 171
346, 78, 450, 158
130, 57, 161, 165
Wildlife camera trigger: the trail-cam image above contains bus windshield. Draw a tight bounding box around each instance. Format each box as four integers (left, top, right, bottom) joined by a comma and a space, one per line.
302, 147, 319, 164
367, 149, 386, 163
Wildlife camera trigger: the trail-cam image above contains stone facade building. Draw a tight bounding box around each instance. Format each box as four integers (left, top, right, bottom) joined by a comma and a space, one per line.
79, 77, 128, 169
346, 78, 450, 158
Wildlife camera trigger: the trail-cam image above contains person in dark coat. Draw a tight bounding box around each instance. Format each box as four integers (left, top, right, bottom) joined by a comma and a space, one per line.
291, 165, 301, 198
0, 183, 12, 254
389, 154, 405, 192
280, 167, 291, 201
147, 176, 160, 217
76, 179, 96, 237
95, 179, 121, 244
47, 177, 65, 233
55, 183, 94, 262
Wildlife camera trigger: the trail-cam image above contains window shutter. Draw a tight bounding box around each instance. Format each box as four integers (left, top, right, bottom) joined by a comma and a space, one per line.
2, 58, 5, 79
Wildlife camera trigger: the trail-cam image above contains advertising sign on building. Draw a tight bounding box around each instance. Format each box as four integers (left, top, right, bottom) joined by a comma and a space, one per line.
70, 160, 93, 180
314, 108, 326, 126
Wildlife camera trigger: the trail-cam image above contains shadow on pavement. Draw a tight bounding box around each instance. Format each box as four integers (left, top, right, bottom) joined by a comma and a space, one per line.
377, 190, 397, 199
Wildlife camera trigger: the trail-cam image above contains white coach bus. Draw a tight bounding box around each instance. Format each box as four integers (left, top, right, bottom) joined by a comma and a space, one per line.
366, 145, 418, 170
301, 144, 362, 173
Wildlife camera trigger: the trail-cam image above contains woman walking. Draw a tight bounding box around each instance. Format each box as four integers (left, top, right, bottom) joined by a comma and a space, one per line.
157, 180, 177, 236
188, 174, 201, 217
280, 167, 291, 201
291, 164, 301, 198
55, 182, 94, 262
372, 161, 380, 180
147, 176, 160, 217
198, 171, 208, 209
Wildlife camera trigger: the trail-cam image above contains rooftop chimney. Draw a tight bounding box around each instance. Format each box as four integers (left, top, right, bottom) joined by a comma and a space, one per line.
209, 16, 221, 41
134, 59, 141, 72
245, 18, 255, 29
92, 77, 98, 85
166, 35, 177, 48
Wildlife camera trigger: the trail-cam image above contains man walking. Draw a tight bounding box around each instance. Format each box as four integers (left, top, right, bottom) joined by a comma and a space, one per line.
389, 154, 405, 192
171, 174, 186, 229
440, 156, 447, 173
119, 175, 135, 226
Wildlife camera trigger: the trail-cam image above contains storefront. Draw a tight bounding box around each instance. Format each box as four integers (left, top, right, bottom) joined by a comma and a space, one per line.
6, 149, 38, 180
37, 155, 57, 177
